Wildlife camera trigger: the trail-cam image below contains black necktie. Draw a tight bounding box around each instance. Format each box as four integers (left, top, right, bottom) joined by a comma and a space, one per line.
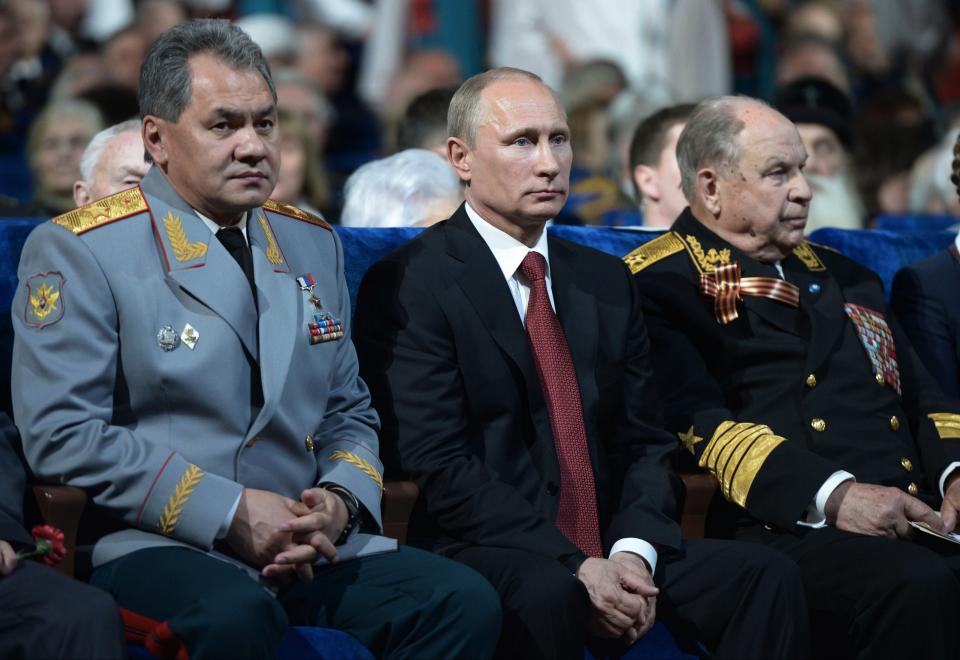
216, 227, 256, 301
215, 226, 263, 411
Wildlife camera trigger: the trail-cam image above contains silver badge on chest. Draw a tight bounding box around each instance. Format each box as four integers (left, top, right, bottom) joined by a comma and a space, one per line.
157, 324, 181, 351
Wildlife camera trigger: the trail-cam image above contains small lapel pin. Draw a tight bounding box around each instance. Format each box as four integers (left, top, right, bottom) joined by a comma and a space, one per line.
807, 283, 821, 295
157, 325, 180, 351
181, 323, 199, 350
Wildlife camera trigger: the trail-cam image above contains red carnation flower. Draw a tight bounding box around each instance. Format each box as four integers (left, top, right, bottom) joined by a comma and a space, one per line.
16, 525, 67, 566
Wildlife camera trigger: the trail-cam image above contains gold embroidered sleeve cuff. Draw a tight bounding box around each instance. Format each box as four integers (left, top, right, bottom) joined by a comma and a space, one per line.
697, 421, 786, 508
929, 413, 960, 440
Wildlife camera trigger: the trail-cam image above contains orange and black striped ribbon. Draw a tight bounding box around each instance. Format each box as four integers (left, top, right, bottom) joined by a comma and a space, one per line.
699, 262, 800, 324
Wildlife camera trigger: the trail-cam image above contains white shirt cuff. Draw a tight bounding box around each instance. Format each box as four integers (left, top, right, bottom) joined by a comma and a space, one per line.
217, 491, 244, 539
940, 462, 960, 496
798, 471, 855, 528
610, 538, 658, 574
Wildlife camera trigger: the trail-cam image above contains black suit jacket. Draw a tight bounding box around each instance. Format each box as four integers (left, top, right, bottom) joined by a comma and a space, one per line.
0, 413, 30, 547
892, 246, 960, 399
628, 209, 960, 533
354, 206, 682, 566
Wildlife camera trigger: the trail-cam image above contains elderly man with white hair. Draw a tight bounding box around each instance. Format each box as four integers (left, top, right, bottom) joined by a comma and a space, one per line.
340, 148, 462, 228
73, 118, 149, 206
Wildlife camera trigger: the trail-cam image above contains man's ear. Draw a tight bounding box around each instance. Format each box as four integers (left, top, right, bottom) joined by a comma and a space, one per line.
696, 167, 722, 218
73, 181, 91, 207
142, 116, 167, 168
633, 164, 660, 202
446, 137, 472, 184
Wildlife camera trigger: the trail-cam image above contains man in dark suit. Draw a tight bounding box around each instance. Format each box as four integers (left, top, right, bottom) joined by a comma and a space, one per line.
0, 413, 125, 658
354, 67, 810, 660
892, 231, 960, 399
627, 95, 960, 658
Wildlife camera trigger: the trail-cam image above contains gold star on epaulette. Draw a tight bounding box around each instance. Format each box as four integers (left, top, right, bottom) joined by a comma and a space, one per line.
678, 425, 703, 453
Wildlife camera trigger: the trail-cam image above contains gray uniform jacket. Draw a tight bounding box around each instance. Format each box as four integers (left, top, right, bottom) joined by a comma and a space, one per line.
12, 167, 389, 568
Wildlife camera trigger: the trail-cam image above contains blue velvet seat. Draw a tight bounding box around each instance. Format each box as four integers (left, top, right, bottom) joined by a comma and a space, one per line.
873, 213, 960, 233
808, 227, 955, 300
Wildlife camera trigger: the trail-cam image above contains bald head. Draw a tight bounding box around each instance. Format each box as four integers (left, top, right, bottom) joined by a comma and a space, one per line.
679, 96, 812, 261
447, 67, 563, 146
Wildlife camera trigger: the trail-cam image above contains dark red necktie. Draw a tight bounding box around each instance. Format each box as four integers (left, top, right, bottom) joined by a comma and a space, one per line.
519, 251, 603, 558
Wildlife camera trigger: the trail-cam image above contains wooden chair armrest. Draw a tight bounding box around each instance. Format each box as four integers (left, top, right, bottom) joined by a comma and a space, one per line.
30, 484, 87, 578
679, 472, 716, 541
381, 480, 419, 544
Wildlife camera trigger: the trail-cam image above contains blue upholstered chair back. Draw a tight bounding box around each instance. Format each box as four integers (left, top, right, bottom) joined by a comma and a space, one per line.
808, 227, 955, 301
874, 214, 960, 234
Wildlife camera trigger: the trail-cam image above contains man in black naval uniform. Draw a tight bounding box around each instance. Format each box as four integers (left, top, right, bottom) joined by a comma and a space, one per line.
626, 95, 960, 658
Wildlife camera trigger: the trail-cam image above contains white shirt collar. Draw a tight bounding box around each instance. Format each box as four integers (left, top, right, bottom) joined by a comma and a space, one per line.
464, 202, 550, 281
955, 229, 960, 254
197, 210, 249, 242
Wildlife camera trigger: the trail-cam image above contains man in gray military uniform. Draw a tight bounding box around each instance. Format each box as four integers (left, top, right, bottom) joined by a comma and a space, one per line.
12, 19, 499, 659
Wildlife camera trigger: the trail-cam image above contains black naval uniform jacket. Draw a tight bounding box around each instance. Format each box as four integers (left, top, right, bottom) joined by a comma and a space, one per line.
626, 209, 960, 534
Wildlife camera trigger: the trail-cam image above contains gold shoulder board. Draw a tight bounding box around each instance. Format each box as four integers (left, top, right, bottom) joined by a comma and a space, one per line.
262, 199, 331, 231
792, 241, 827, 272
52, 187, 148, 235
623, 232, 685, 274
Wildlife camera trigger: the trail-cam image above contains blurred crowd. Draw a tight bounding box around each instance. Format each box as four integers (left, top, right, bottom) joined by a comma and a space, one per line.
4, 0, 960, 229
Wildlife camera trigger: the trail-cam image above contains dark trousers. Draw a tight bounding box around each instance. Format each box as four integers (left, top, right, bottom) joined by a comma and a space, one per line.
0, 560, 125, 659
91, 545, 501, 660
452, 538, 810, 660
738, 525, 960, 659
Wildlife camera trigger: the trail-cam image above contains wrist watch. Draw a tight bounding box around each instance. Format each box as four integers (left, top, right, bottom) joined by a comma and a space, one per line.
319, 482, 361, 545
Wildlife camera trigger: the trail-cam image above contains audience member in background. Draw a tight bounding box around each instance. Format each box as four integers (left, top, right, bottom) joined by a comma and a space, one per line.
135, 0, 187, 46
628, 104, 695, 229
853, 89, 936, 219
773, 76, 864, 231
0, 414, 125, 659
628, 95, 960, 659
776, 2, 849, 93
355, 67, 810, 660
395, 84, 457, 155
340, 148, 461, 228
892, 132, 960, 399
274, 68, 335, 154
235, 13, 297, 71
101, 24, 148, 93
908, 125, 960, 216
295, 23, 351, 98
561, 60, 636, 226
72, 118, 148, 206
26, 97, 102, 216
271, 108, 329, 217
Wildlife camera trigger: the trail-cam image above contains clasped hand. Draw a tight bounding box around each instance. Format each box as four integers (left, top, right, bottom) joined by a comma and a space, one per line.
577, 553, 659, 645
226, 487, 349, 583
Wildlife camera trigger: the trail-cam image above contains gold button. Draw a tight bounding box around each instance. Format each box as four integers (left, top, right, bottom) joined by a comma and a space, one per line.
805, 374, 817, 388
889, 416, 900, 431
810, 418, 827, 432
901, 457, 913, 472
908, 482, 919, 496
875, 372, 886, 385
305, 434, 315, 452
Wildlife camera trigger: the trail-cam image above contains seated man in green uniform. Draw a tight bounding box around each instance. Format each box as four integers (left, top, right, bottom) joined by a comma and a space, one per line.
626, 95, 960, 658
11, 19, 499, 659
